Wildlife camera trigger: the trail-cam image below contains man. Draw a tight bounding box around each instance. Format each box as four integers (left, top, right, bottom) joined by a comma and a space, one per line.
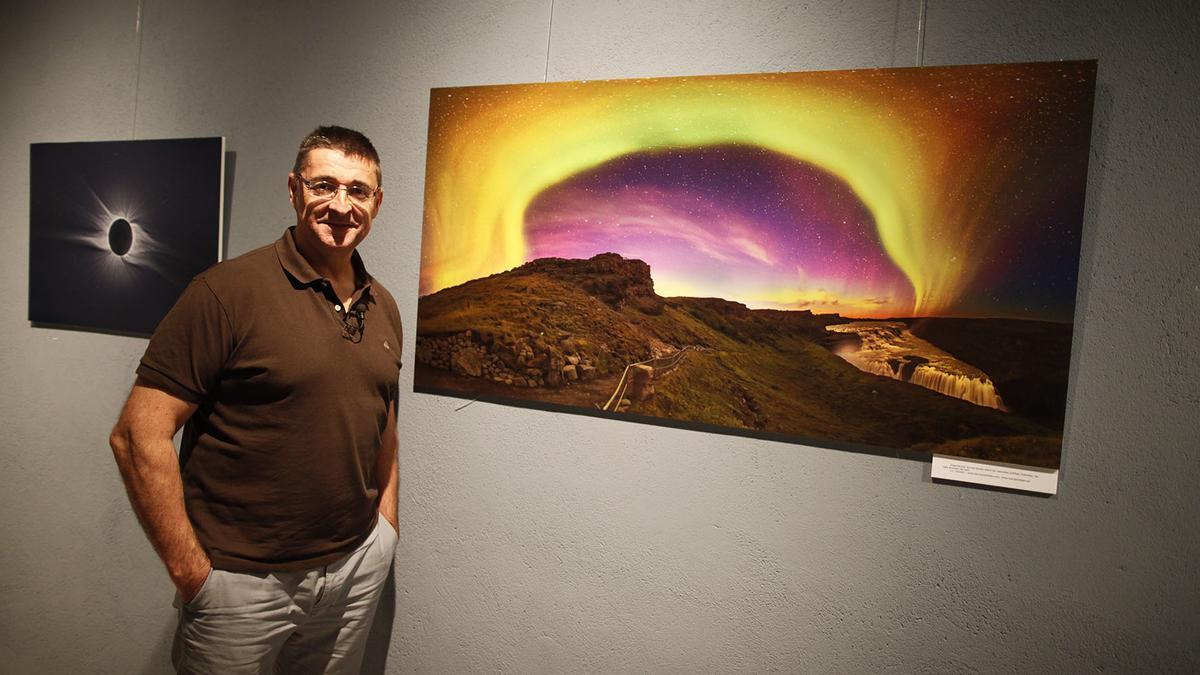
110, 126, 403, 674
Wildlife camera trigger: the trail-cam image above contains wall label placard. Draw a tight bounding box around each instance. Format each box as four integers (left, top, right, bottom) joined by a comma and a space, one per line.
932, 454, 1059, 494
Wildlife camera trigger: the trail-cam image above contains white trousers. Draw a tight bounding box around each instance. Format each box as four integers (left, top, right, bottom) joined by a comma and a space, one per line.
172, 514, 397, 674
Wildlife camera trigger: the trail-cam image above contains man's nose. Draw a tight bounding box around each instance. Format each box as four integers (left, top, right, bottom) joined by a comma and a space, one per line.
328, 188, 352, 212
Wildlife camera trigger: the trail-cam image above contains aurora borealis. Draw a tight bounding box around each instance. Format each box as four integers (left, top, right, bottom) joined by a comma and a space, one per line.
420, 61, 1095, 321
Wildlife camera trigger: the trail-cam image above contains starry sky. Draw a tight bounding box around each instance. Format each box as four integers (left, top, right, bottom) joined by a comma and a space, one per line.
420, 61, 1095, 321
524, 146, 913, 315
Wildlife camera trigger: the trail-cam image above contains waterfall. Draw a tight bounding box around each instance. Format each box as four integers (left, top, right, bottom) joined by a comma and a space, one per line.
826, 321, 1007, 411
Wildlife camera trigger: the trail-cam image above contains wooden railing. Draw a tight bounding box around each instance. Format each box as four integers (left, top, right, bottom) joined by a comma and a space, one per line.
599, 345, 706, 412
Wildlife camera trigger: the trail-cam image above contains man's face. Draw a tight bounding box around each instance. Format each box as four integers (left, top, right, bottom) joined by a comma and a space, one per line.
288, 147, 382, 257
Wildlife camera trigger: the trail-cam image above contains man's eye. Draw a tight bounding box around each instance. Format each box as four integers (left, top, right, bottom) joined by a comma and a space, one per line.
348, 185, 371, 199
311, 182, 337, 195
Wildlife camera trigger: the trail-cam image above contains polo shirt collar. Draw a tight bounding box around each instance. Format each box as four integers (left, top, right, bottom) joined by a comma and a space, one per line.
275, 226, 375, 298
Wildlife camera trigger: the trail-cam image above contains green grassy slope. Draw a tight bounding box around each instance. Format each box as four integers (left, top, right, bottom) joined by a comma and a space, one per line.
416, 255, 1063, 467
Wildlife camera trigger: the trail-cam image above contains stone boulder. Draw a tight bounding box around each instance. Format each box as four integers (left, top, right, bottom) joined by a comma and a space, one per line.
450, 347, 483, 378
627, 364, 654, 400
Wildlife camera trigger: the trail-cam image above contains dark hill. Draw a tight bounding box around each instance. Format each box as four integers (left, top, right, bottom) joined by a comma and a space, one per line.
416, 253, 671, 376
517, 253, 663, 314
415, 253, 1062, 467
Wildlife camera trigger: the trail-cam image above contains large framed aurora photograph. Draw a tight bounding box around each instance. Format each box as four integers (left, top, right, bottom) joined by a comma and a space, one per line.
415, 61, 1096, 473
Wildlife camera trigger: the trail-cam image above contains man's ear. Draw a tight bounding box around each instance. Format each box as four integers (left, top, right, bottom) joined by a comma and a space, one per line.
371, 188, 384, 218
287, 173, 298, 204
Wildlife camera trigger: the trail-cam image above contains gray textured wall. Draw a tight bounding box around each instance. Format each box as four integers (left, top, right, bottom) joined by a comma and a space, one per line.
1, 1, 1197, 672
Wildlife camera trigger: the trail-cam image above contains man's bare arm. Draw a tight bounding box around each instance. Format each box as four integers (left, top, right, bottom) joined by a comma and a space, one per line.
109, 380, 211, 601
375, 404, 399, 532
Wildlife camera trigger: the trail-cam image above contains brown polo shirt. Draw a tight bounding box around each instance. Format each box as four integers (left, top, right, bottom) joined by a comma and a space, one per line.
137, 227, 403, 571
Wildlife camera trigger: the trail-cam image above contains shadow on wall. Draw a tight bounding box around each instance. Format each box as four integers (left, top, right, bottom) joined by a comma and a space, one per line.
222, 151, 237, 261
140, 620, 175, 675
1059, 80, 1113, 480
362, 573, 396, 673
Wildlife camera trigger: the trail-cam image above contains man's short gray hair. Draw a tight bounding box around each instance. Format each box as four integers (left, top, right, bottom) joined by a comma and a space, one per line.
293, 125, 381, 186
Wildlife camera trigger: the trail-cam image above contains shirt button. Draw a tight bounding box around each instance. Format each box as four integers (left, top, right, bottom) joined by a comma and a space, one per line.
335, 304, 342, 312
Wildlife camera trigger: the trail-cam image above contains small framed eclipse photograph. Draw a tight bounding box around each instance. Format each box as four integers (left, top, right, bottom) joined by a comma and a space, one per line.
29, 136, 224, 336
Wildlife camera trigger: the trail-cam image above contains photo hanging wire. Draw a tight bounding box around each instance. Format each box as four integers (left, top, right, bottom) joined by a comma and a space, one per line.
916, 0, 927, 67
131, 0, 146, 139
543, 0, 555, 82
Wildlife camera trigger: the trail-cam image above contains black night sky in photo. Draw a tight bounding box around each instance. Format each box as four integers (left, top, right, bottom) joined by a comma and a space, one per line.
29, 137, 223, 336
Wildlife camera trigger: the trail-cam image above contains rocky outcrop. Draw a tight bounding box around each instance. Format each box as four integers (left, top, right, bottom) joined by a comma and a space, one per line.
450, 346, 483, 377
515, 253, 664, 314
416, 329, 598, 389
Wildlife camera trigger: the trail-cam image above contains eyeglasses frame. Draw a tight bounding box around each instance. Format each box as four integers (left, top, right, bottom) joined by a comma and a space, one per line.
294, 174, 381, 205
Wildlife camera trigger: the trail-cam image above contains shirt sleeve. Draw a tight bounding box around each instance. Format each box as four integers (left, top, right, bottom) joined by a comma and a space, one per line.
377, 287, 403, 412
136, 276, 233, 403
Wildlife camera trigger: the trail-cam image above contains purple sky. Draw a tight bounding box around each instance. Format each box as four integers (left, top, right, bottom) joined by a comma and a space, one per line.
525, 145, 913, 312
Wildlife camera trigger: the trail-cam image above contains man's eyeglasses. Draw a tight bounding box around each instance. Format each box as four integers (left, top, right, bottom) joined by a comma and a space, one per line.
296, 176, 379, 205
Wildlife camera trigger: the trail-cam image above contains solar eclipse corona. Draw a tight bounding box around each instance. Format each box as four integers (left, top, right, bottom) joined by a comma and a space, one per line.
415, 62, 1096, 471
29, 137, 224, 336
